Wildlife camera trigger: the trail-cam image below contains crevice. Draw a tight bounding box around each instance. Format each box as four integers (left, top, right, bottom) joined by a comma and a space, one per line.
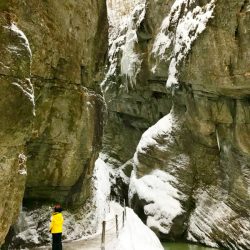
228, 57, 234, 77
234, 25, 239, 40
240, 0, 249, 13
80, 65, 88, 86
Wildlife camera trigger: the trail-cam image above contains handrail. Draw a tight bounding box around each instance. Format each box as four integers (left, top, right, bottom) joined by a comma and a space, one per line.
100, 199, 127, 249
62, 199, 127, 250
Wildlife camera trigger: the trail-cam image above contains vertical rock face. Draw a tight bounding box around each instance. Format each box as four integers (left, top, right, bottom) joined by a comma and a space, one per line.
105, 0, 250, 249
103, 0, 172, 169
25, 85, 105, 206
4, 0, 108, 206
0, 14, 34, 245
177, 1, 250, 248
0, 0, 108, 246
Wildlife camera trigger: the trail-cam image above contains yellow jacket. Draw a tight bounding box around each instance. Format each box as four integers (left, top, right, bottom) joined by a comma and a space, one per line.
49, 212, 64, 234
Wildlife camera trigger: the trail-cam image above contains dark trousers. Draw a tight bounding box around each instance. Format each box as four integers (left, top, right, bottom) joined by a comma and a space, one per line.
52, 233, 62, 250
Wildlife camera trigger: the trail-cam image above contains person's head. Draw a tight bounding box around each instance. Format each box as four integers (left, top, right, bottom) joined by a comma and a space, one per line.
53, 203, 62, 213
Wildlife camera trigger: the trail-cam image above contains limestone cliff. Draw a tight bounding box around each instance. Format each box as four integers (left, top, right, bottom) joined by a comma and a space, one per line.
102, 0, 172, 174
0, 15, 34, 246
104, 0, 250, 249
9, 0, 108, 206
0, 0, 107, 246
1, 0, 249, 249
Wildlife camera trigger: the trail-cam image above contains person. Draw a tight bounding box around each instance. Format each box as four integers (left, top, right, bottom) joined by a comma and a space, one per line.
49, 203, 64, 250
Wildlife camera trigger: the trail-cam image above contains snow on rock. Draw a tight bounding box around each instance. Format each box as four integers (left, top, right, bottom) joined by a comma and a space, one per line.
114, 207, 164, 250
5, 23, 32, 57
133, 110, 178, 163
107, 0, 141, 27
13, 206, 50, 246
3, 23, 35, 115
120, 3, 145, 88
99, 153, 130, 187
12, 78, 35, 116
102, 0, 146, 91
61, 156, 112, 241
187, 189, 250, 249
130, 110, 187, 234
18, 153, 28, 176
129, 170, 184, 234
152, 0, 216, 88
93, 157, 111, 227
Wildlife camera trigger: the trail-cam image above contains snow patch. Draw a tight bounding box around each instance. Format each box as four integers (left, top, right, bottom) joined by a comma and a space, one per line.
12, 78, 36, 116
152, 0, 216, 88
129, 169, 184, 234
93, 157, 111, 226
134, 109, 178, 164
114, 207, 164, 250
5, 23, 32, 57
102, 1, 146, 92
18, 153, 27, 175
18, 169, 27, 176
120, 4, 145, 88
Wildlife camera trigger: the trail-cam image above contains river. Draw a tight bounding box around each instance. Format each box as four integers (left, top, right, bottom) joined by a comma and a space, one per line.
162, 242, 223, 250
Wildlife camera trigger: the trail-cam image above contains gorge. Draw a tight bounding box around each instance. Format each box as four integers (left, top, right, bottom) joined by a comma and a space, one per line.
0, 0, 249, 249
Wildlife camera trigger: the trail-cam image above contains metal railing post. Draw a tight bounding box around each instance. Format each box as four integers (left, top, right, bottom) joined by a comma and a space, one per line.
122, 211, 125, 227
115, 214, 119, 238
101, 220, 106, 250
109, 195, 111, 213
123, 199, 126, 218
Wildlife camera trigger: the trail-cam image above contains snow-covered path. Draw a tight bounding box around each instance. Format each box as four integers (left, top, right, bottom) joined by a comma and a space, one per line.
34, 202, 163, 250
31, 158, 163, 250
112, 207, 164, 250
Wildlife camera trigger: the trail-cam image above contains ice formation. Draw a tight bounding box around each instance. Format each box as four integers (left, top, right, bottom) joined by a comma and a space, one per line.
152, 0, 216, 88
102, 0, 146, 91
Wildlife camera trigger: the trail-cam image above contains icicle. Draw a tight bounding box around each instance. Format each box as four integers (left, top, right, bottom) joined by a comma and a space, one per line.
216, 128, 221, 151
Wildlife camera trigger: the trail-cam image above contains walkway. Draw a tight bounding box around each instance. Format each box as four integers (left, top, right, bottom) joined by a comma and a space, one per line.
35, 202, 124, 250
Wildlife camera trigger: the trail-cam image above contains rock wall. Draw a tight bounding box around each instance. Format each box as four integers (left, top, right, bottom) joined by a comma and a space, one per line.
0, 0, 107, 246
0, 14, 34, 245
105, 0, 250, 249
103, 0, 172, 168
8, 0, 108, 206
1, 0, 249, 248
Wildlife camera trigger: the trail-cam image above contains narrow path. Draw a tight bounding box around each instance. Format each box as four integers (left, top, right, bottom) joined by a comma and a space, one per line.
35, 202, 124, 250
34, 202, 163, 250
